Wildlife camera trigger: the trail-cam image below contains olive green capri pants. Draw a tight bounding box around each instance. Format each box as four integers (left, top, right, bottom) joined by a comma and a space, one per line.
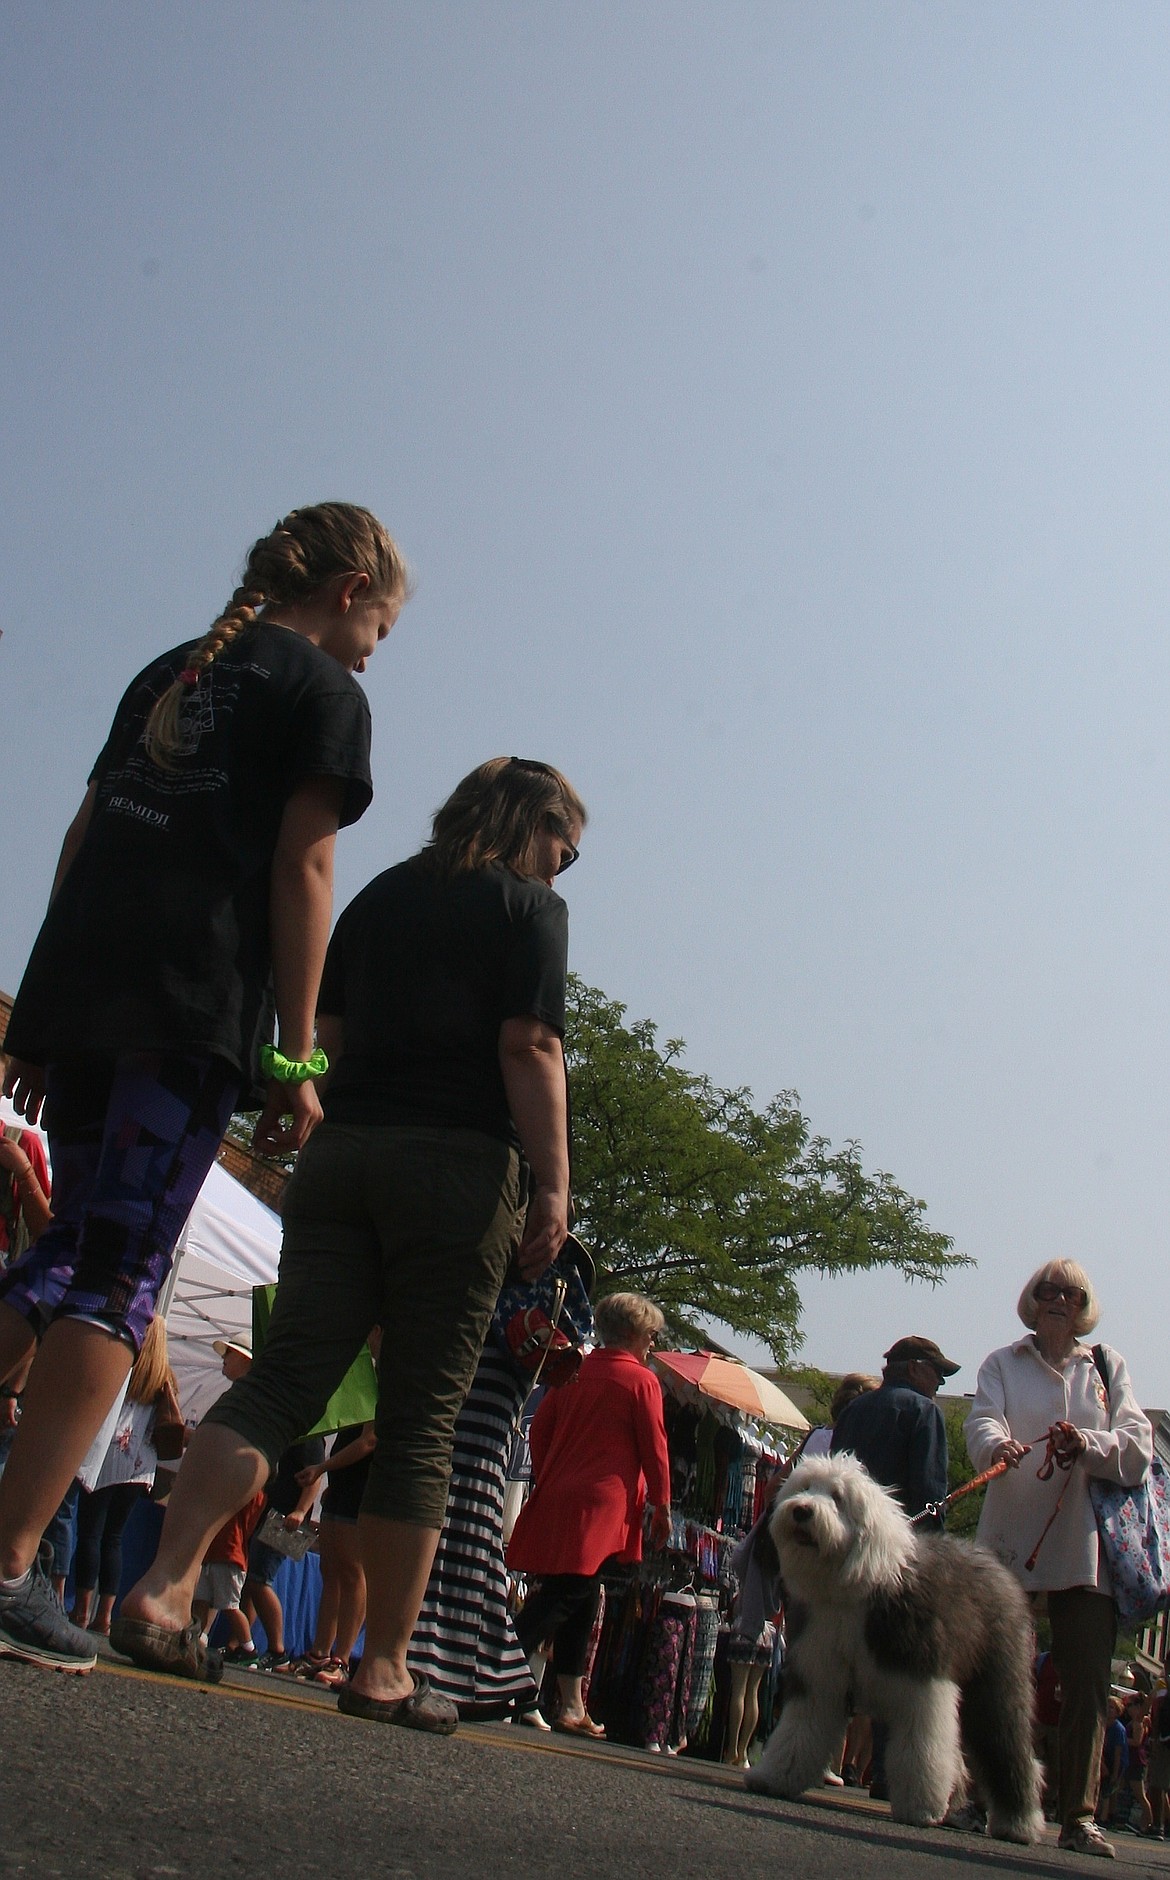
204, 1123, 521, 1528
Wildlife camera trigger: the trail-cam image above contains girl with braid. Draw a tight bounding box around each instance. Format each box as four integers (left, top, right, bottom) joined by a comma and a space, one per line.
0, 502, 409, 1673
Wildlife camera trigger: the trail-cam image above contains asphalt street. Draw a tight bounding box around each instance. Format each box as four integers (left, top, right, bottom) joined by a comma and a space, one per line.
2, 1653, 1169, 1880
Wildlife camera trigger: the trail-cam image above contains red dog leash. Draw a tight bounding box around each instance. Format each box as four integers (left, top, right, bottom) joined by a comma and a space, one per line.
910, 1430, 1076, 1564
1023, 1429, 1079, 1571
911, 1452, 1030, 1528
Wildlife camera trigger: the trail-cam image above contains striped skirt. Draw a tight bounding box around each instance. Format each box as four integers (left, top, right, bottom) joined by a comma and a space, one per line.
407, 1344, 539, 1718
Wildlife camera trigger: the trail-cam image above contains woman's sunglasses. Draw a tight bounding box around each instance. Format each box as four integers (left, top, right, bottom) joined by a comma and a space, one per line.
1033, 1283, 1086, 1307
509, 758, 579, 873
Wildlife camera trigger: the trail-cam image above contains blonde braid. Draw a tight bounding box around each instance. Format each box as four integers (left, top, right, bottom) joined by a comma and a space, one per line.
144, 502, 409, 769
143, 584, 268, 768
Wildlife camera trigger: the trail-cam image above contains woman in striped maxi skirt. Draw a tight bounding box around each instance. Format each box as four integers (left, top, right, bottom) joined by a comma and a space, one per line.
407, 1340, 538, 1719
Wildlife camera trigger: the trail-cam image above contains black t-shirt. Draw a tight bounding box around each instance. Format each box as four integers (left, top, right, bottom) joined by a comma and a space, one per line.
7, 624, 373, 1073
319, 857, 569, 1143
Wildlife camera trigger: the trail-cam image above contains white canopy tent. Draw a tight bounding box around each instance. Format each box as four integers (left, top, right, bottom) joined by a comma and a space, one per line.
160, 1160, 281, 1422
1, 1098, 281, 1423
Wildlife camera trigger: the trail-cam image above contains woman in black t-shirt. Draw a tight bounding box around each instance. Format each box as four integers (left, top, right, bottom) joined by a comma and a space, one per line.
0, 504, 409, 1676
115, 758, 585, 1735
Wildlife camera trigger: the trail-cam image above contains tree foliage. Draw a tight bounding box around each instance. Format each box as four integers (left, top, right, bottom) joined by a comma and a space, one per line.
942, 1399, 984, 1540
784, 1366, 837, 1427
565, 975, 968, 1365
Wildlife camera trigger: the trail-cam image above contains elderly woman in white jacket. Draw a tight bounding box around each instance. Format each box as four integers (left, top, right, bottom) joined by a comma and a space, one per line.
965, 1259, 1151, 1861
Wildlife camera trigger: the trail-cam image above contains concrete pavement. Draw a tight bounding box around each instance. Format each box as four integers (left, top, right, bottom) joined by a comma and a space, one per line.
1, 1652, 1168, 1879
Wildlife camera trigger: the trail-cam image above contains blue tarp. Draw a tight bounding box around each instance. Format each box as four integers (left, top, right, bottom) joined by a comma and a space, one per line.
117, 1498, 325, 1656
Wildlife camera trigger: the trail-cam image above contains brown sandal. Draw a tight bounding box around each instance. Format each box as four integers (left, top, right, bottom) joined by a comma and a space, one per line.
553, 1712, 606, 1738
293, 1652, 331, 1681
108, 1616, 223, 1683
337, 1673, 457, 1734
311, 1656, 350, 1688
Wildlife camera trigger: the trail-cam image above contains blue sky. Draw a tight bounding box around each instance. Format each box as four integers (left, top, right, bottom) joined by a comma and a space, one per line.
3, 4, 1169, 1402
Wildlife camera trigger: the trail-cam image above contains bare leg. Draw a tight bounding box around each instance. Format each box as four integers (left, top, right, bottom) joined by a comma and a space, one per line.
91, 1592, 116, 1635
331, 1529, 367, 1662
724, 1662, 749, 1765
70, 1588, 94, 1628
119, 1423, 268, 1631
246, 1581, 285, 1656
739, 1664, 767, 1765
223, 1607, 253, 1649
348, 1513, 441, 1704
309, 1522, 343, 1658
0, 1319, 131, 1581
556, 1673, 587, 1721
845, 1713, 873, 1781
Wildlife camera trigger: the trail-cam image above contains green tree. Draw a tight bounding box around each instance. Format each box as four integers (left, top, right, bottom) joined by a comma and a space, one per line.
784, 1365, 837, 1426
565, 975, 968, 1365
942, 1399, 984, 1539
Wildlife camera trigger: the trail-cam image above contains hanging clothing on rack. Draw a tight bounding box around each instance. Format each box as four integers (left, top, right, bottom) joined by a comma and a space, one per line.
685, 1596, 722, 1741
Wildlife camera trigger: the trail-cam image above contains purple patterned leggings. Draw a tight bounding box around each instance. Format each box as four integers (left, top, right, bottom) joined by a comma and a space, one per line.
0, 1051, 239, 1352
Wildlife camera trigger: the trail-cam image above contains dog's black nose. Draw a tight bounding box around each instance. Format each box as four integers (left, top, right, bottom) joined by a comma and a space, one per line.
791, 1503, 812, 1522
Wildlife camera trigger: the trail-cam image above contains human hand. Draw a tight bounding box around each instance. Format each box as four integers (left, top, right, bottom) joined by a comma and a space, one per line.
0, 1138, 31, 1179
514, 1184, 568, 1279
283, 1510, 305, 1532
3, 1058, 45, 1126
0, 1393, 18, 1430
1049, 1420, 1087, 1465
649, 1505, 672, 1551
992, 1439, 1029, 1469
294, 1463, 323, 1488
252, 1079, 323, 1157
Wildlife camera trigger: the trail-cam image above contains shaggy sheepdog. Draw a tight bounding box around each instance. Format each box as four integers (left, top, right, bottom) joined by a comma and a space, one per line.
745, 1454, 1042, 1844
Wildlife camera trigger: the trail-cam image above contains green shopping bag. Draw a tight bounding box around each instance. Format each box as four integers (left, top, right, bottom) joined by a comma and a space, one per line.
251, 1284, 378, 1436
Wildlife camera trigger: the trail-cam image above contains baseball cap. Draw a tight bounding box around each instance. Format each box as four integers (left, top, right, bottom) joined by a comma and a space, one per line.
883, 1335, 959, 1377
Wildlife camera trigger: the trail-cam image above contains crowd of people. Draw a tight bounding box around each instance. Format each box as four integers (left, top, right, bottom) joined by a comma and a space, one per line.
0, 498, 1164, 1854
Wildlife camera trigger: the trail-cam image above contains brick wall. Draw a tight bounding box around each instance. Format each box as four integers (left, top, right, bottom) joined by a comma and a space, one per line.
216, 1137, 290, 1213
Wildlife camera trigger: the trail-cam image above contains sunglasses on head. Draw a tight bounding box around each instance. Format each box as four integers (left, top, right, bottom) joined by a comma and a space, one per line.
1033, 1282, 1086, 1306
509, 758, 578, 873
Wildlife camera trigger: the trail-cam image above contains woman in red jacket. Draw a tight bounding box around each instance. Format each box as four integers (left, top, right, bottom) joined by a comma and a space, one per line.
508, 1291, 671, 1736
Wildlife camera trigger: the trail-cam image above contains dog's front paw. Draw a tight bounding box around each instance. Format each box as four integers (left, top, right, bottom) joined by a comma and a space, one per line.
986, 1810, 1042, 1846
889, 1805, 945, 1830
744, 1740, 812, 1799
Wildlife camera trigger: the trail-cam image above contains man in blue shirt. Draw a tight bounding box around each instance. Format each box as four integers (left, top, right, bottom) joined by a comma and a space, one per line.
829, 1335, 959, 1803
830, 1334, 957, 1526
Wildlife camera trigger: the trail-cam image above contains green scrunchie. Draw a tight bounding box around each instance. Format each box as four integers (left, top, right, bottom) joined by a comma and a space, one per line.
260, 1044, 329, 1085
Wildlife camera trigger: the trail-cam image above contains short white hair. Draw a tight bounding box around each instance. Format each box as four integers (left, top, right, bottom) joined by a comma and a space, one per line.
1016, 1259, 1099, 1337
594, 1292, 664, 1349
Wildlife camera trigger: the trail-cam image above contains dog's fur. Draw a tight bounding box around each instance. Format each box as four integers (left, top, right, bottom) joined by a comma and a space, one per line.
745, 1454, 1042, 1844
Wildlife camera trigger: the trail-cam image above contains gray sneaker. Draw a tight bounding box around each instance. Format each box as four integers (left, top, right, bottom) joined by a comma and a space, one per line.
1057, 1820, 1116, 1859
0, 1544, 98, 1673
